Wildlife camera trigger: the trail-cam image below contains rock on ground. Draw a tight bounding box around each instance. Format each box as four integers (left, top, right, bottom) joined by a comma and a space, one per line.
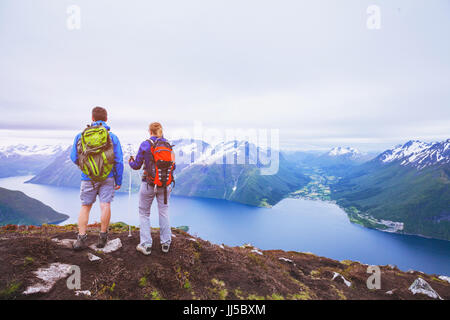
51, 238, 76, 249
251, 249, 263, 255
75, 290, 91, 296
87, 253, 101, 261
408, 278, 443, 300
279, 257, 294, 264
332, 272, 352, 287
23, 263, 73, 295
89, 238, 122, 253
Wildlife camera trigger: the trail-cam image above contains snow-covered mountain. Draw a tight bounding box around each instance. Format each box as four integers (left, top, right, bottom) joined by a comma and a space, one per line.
308, 146, 373, 175
0, 144, 67, 158
377, 139, 450, 170
327, 147, 363, 159
188, 140, 264, 167
173, 140, 308, 207
24, 138, 309, 207
333, 138, 450, 240
0, 143, 68, 178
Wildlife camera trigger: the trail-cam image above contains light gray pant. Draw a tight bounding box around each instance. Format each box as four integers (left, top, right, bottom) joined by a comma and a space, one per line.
139, 182, 172, 246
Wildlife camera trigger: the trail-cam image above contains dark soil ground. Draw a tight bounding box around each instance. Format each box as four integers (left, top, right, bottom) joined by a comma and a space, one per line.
0, 224, 449, 300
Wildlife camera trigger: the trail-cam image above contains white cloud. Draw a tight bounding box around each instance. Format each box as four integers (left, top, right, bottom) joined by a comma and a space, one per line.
0, 0, 448, 150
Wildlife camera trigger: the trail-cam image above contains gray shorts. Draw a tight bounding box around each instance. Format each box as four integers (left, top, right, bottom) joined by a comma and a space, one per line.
80, 177, 115, 205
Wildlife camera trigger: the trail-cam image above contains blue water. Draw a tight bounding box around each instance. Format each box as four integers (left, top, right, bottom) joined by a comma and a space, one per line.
1, 176, 449, 275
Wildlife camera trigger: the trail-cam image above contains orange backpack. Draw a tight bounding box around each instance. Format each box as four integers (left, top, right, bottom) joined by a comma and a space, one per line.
145, 138, 175, 204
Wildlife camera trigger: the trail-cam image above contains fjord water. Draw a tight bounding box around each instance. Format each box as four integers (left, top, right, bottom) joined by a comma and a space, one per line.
1, 176, 449, 275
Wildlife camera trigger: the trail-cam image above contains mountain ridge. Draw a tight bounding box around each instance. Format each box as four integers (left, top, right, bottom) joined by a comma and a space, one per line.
375, 139, 450, 169
0, 187, 69, 226
0, 144, 66, 178
332, 139, 450, 240
0, 224, 448, 300
26, 140, 310, 207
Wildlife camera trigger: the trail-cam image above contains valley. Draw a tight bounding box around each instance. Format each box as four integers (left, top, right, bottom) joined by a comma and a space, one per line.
1, 138, 449, 241
289, 168, 336, 201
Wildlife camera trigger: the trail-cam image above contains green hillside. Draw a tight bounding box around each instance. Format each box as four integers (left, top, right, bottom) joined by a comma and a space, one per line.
331, 162, 450, 240
0, 187, 69, 225
173, 156, 310, 207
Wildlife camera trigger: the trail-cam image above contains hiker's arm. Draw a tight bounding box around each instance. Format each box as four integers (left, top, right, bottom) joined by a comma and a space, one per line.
113, 135, 124, 187
129, 142, 145, 170
70, 134, 80, 165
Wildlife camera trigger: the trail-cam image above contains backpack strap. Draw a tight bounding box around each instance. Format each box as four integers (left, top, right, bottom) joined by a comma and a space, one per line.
164, 186, 168, 204
147, 139, 156, 160
143, 139, 156, 183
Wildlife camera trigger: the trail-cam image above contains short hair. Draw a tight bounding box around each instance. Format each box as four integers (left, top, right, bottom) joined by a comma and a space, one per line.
149, 122, 163, 137
92, 106, 107, 121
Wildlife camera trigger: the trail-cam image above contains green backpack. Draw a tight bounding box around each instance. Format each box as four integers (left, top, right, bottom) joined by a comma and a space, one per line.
77, 124, 115, 182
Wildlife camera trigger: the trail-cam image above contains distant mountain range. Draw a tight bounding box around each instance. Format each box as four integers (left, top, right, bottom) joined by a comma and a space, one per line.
172, 140, 310, 207
332, 139, 450, 240
0, 187, 68, 225
376, 140, 450, 169
24, 139, 310, 207
0, 144, 66, 178
317, 146, 374, 168
26, 145, 143, 192
1, 139, 449, 240
282, 147, 376, 176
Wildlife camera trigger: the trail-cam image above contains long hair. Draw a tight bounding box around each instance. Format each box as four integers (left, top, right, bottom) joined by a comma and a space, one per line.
149, 122, 163, 138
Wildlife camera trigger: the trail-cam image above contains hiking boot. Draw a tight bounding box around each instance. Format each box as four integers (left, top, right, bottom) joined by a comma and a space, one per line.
136, 243, 152, 256
73, 234, 88, 251
161, 242, 170, 253
97, 232, 108, 248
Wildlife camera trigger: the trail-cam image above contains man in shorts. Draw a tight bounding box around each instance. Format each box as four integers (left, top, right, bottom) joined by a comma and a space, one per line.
70, 106, 123, 250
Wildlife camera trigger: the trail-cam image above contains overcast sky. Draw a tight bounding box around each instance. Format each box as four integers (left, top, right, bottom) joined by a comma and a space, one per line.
0, 0, 449, 151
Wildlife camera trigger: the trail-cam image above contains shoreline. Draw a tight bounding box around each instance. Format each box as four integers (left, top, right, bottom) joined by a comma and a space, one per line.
287, 194, 450, 243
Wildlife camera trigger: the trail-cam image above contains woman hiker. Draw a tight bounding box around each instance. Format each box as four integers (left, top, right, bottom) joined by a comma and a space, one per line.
128, 122, 175, 255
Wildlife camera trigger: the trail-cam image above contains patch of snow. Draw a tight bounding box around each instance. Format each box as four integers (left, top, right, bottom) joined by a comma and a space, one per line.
251, 249, 263, 256
89, 238, 122, 253
279, 257, 293, 263
219, 244, 225, 249
87, 253, 101, 261
75, 290, 91, 297
387, 264, 396, 270
0, 143, 67, 157
191, 140, 255, 166
438, 275, 450, 284
378, 139, 450, 169
332, 272, 352, 287
328, 146, 361, 157
188, 238, 197, 242
408, 278, 443, 300
385, 290, 395, 295
23, 263, 73, 295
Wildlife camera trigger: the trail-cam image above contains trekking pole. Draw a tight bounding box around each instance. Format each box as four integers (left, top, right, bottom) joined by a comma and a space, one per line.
127, 144, 133, 238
